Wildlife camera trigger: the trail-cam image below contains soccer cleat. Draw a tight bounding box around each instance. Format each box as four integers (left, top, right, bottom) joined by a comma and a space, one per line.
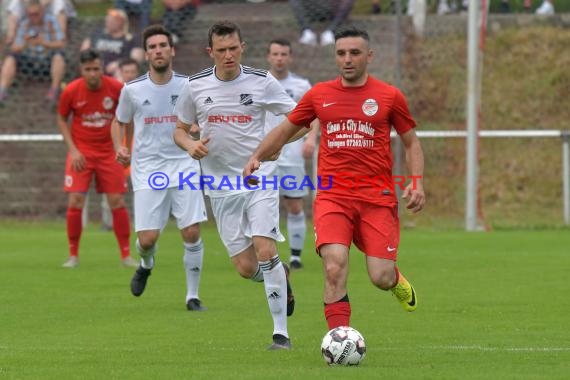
122, 256, 139, 268
283, 263, 295, 316
130, 266, 152, 297
62, 256, 79, 268
186, 298, 207, 312
320, 30, 335, 46
391, 273, 417, 312
289, 260, 303, 270
299, 29, 317, 46
268, 334, 291, 350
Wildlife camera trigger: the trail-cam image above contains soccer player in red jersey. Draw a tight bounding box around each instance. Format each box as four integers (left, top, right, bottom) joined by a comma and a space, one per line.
244, 27, 425, 330
57, 48, 135, 268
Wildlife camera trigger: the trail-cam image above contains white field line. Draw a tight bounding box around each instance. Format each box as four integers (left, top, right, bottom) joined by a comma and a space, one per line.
423, 345, 570, 352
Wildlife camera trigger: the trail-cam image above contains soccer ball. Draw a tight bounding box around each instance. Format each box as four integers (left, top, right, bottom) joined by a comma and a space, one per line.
321, 326, 366, 366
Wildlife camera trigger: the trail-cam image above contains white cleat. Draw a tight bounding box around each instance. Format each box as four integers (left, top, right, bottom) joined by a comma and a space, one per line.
62, 256, 79, 268
299, 29, 317, 46
320, 30, 335, 46
122, 256, 139, 268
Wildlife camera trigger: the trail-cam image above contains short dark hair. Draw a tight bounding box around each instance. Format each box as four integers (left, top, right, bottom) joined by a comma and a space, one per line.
142, 24, 173, 51
119, 57, 139, 69
334, 27, 370, 43
79, 49, 100, 64
267, 38, 292, 54
208, 21, 242, 48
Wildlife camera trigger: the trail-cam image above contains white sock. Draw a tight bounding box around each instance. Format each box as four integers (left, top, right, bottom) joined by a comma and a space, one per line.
259, 255, 288, 338
287, 211, 306, 258
250, 264, 264, 282
136, 238, 156, 269
183, 239, 204, 302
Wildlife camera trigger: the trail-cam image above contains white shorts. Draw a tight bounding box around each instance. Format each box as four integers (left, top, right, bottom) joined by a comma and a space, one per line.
210, 189, 284, 257
278, 165, 309, 198
134, 187, 207, 232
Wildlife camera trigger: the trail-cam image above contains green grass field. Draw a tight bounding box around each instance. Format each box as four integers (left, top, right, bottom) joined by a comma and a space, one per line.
1, 221, 569, 379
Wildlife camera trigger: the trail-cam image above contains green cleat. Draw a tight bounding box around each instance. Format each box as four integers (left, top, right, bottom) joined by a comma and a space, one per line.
391, 273, 417, 312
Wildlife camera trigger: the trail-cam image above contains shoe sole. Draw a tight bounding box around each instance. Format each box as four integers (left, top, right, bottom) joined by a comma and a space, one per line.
283, 264, 295, 316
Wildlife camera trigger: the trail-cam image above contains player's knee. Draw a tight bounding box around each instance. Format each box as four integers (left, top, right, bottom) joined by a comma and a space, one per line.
67, 192, 86, 209
371, 270, 396, 290
181, 224, 201, 243
236, 262, 257, 279
324, 262, 344, 285
138, 233, 158, 250
107, 196, 125, 209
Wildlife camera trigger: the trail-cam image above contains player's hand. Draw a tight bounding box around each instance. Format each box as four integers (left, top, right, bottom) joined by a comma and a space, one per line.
70, 149, 85, 172
242, 157, 261, 185
187, 137, 210, 160
402, 181, 425, 213
302, 138, 315, 159
116, 146, 131, 167
189, 123, 201, 140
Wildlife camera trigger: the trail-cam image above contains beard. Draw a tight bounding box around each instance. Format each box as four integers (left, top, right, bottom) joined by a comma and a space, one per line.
151, 61, 169, 73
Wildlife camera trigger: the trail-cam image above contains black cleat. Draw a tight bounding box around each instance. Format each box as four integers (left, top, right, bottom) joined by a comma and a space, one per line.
289, 260, 303, 270
130, 266, 151, 297
186, 298, 207, 311
268, 334, 291, 350
283, 263, 295, 316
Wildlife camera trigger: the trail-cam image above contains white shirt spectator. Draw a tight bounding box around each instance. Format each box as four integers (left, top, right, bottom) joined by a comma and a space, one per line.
536, 0, 555, 15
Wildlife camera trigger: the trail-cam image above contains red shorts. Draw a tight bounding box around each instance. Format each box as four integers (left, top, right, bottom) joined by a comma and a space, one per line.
64, 153, 127, 194
313, 197, 400, 260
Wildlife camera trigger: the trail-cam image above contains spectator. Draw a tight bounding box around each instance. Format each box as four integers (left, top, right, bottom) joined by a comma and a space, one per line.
535, 0, 554, 15
161, 0, 198, 44
290, 0, 355, 47
371, 0, 381, 14
114, 0, 152, 33
0, 0, 66, 104
524, 0, 533, 13
5, 0, 76, 45
80, 8, 144, 80
499, 0, 511, 13
437, 0, 451, 15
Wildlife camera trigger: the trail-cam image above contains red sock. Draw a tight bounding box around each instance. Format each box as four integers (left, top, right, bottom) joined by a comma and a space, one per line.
324, 298, 351, 329
111, 207, 131, 258
66, 207, 83, 257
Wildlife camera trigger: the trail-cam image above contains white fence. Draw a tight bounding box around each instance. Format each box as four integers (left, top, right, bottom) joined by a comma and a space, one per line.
2, 130, 569, 227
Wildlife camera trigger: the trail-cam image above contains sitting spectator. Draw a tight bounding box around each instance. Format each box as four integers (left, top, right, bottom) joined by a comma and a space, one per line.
535, 0, 554, 15
115, 0, 152, 33
5, 0, 75, 45
499, 0, 511, 13
0, 0, 66, 104
290, 0, 355, 47
524, 0, 532, 13
80, 8, 144, 80
161, 0, 198, 44
371, 0, 381, 14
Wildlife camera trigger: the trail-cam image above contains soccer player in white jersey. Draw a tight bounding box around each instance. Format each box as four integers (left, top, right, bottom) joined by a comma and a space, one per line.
113, 25, 208, 312
265, 38, 318, 270
173, 21, 300, 350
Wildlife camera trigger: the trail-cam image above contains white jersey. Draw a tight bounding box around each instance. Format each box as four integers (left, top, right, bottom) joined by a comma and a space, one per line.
175, 65, 297, 198
116, 71, 201, 191
264, 72, 312, 168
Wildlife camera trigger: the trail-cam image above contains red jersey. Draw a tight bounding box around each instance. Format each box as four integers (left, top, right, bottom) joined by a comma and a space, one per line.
58, 76, 123, 155
288, 76, 416, 206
